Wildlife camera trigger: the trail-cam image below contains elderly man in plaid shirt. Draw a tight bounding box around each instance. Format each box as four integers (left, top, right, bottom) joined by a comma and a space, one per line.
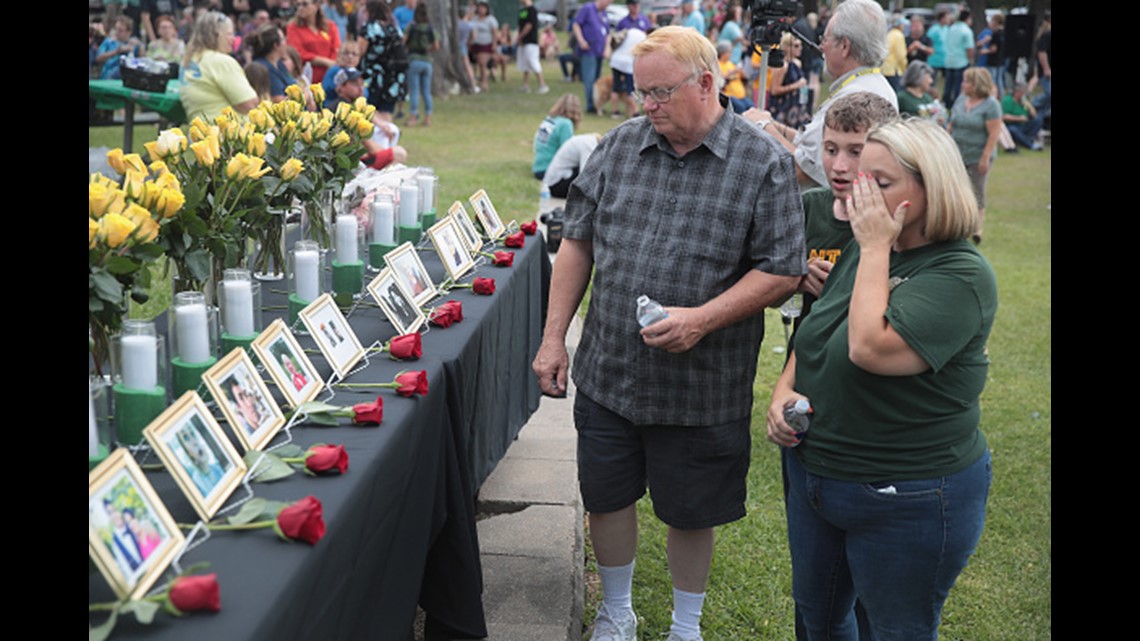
533, 26, 805, 641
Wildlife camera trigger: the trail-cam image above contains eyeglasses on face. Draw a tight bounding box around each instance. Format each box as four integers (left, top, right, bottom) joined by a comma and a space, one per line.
632, 71, 699, 105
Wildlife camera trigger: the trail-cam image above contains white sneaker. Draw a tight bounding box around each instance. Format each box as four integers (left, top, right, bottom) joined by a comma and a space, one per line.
537, 84, 551, 94
589, 604, 637, 641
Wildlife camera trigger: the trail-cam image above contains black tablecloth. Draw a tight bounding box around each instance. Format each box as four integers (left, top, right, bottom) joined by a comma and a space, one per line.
90, 233, 551, 640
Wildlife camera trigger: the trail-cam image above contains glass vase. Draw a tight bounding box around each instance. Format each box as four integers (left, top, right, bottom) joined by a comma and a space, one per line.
248, 205, 290, 281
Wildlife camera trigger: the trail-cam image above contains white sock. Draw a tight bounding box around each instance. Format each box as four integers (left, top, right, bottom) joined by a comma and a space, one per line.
597, 560, 635, 615
670, 587, 706, 640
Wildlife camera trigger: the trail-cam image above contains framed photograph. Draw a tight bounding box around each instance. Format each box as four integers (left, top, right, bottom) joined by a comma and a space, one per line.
144, 391, 247, 522
367, 266, 427, 336
89, 448, 186, 601
427, 216, 475, 281
384, 241, 438, 307
448, 201, 484, 253
203, 348, 287, 451
298, 293, 367, 379
252, 318, 324, 408
469, 189, 506, 242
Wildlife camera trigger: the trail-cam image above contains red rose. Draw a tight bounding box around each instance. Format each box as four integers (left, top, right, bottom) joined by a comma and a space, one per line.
440, 300, 463, 322
351, 397, 383, 425
492, 251, 514, 267
429, 305, 455, 328
168, 573, 221, 613
473, 277, 496, 295
305, 444, 349, 474
504, 231, 525, 248
276, 496, 326, 544
389, 333, 422, 360
520, 220, 538, 235
395, 370, 429, 396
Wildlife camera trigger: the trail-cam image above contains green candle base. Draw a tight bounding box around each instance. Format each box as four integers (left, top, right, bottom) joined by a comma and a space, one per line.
398, 224, 422, 244
288, 293, 312, 327
332, 260, 364, 307
171, 356, 217, 397
221, 333, 256, 355
89, 443, 110, 472
113, 384, 167, 445
369, 242, 399, 270
421, 210, 437, 228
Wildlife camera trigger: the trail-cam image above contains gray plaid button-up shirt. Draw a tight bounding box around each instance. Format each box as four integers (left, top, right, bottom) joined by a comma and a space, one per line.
564, 105, 806, 426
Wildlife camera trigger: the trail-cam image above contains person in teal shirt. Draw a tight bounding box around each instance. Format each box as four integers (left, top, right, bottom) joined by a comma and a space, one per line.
532, 93, 581, 179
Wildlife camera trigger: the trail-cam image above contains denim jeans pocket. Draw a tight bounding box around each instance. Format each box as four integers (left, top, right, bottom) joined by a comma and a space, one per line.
861, 477, 944, 501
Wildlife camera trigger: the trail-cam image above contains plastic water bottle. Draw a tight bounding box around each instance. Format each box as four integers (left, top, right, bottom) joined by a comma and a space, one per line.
784, 398, 812, 446
539, 184, 552, 213
636, 295, 668, 328
302, 61, 313, 85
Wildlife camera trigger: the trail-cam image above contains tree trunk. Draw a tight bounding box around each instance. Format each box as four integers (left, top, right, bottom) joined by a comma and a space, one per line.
426, 0, 476, 94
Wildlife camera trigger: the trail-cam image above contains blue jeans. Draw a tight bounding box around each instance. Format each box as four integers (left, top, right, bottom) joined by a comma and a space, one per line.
986, 63, 1006, 98
580, 53, 600, 113
1033, 76, 1051, 118
1008, 114, 1045, 149
943, 66, 965, 108
407, 59, 433, 117
785, 449, 992, 641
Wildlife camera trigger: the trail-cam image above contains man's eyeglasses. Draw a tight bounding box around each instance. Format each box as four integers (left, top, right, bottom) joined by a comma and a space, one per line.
631, 72, 699, 105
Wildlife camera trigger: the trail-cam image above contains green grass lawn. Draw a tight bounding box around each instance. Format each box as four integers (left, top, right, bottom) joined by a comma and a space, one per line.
91, 59, 1051, 639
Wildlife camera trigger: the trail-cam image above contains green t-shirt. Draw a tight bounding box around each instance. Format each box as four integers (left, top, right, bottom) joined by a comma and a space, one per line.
799, 187, 853, 323
180, 50, 258, 123
793, 239, 997, 482
897, 89, 936, 117
1001, 94, 1029, 118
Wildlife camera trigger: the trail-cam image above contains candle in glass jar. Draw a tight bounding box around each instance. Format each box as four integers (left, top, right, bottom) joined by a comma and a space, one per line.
336, 214, 359, 263
417, 174, 435, 214
295, 248, 320, 302
175, 301, 211, 363
89, 383, 99, 457
399, 183, 419, 227
121, 334, 158, 390
223, 279, 255, 336
373, 199, 394, 245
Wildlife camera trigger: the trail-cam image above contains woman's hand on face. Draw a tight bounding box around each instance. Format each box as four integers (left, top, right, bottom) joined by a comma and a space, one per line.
848, 172, 908, 252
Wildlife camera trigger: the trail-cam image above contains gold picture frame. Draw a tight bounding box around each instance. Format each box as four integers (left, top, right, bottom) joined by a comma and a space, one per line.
383, 241, 438, 307
89, 448, 186, 601
469, 188, 506, 242
298, 293, 367, 379
448, 201, 484, 253
427, 216, 476, 281
367, 266, 427, 336
202, 348, 286, 451
143, 391, 247, 522
251, 318, 325, 409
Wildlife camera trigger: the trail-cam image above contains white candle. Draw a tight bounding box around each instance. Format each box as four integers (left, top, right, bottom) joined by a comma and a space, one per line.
373, 200, 394, 245
336, 215, 359, 264
399, 184, 419, 227
295, 249, 320, 302
223, 279, 255, 336
121, 335, 158, 390
175, 302, 210, 363
89, 383, 99, 457
417, 175, 435, 214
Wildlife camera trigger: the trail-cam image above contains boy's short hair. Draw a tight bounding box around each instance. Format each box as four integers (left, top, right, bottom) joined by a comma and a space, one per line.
823, 91, 898, 133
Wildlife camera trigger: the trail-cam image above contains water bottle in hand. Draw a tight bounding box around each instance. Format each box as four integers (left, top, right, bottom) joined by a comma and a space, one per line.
636, 295, 668, 328
783, 398, 812, 446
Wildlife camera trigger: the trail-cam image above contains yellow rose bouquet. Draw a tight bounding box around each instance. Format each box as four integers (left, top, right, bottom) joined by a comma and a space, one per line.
89, 162, 185, 373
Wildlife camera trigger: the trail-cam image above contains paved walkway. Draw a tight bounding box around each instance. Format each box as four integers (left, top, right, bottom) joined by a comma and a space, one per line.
474, 199, 585, 641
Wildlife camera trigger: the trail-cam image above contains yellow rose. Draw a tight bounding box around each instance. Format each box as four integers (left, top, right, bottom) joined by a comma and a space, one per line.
247, 132, 267, 157
280, 157, 304, 181
190, 140, 216, 166
356, 119, 373, 138
123, 169, 147, 200
207, 134, 221, 162
225, 153, 249, 179
300, 129, 313, 144
335, 100, 352, 121
281, 120, 297, 139
313, 117, 331, 138
148, 159, 168, 175
159, 188, 186, 218
361, 104, 377, 121
123, 153, 147, 173
189, 118, 211, 141
138, 181, 164, 209
285, 84, 303, 102
105, 188, 127, 216
91, 172, 118, 189
330, 131, 351, 148
354, 97, 367, 112
124, 203, 159, 243
310, 83, 326, 107
90, 183, 110, 218
144, 127, 189, 160
106, 148, 127, 174
99, 213, 136, 248
90, 218, 100, 248
343, 111, 361, 130
154, 171, 181, 192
